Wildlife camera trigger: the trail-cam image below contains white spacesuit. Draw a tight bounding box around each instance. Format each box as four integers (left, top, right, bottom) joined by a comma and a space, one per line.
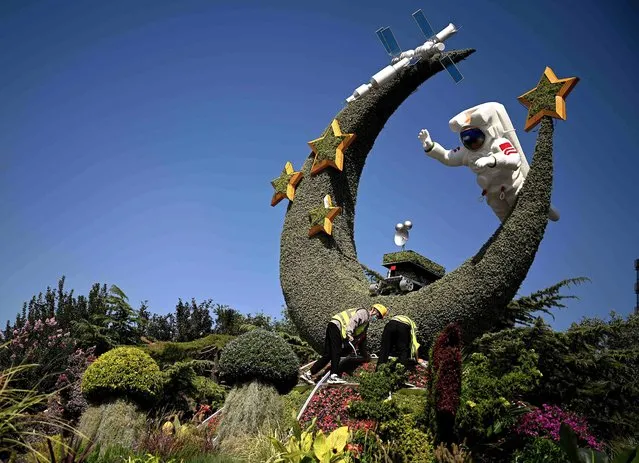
418, 102, 559, 222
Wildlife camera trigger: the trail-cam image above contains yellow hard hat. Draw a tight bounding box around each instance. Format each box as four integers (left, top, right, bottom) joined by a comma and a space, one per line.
372, 303, 388, 318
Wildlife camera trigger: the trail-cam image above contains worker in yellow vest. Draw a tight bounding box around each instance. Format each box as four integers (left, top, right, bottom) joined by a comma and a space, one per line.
302, 304, 388, 384
376, 314, 421, 371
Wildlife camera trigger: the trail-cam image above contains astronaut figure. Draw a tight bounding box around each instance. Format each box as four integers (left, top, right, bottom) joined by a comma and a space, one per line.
418, 102, 559, 222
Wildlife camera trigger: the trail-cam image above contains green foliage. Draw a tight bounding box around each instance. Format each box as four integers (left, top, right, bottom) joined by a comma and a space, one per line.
456, 349, 541, 447
267, 418, 351, 463
511, 437, 569, 463
433, 442, 473, 462
143, 334, 234, 365
499, 277, 589, 329
348, 361, 407, 422
77, 399, 147, 458
218, 329, 299, 394
217, 382, 288, 453
81, 347, 163, 406
382, 250, 445, 278
378, 414, 435, 463
472, 313, 639, 443
192, 376, 226, 410
278, 331, 319, 365
0, 360, 75, 461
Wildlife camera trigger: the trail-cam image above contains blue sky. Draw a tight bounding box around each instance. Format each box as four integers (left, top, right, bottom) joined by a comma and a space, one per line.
1, 0, 637, 330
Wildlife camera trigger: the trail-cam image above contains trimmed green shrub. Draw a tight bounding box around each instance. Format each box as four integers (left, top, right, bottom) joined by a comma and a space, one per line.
218, 329, 299, 394
81, 346, 163, 406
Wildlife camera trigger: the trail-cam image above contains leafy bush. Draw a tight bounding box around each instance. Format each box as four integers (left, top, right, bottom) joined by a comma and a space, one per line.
81, 347, 163, 407
472, 313, 639, 443
158, 360, 198, 413
347, 361, 407, 423
300, 386, 375, 433
192, 376, 226, 410
78, 399, 147, 457
456, 348, 542, 451
218, 329, 299, 394
277, 331, 319, 365
511, 437, 569, 463
378, 414, 435, 463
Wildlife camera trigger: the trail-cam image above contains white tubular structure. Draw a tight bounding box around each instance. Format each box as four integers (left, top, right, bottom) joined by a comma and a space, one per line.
346, 23, 458, 103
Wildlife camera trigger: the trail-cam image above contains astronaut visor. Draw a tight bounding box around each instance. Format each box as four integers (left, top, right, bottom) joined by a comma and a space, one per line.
460, 127, 486, 151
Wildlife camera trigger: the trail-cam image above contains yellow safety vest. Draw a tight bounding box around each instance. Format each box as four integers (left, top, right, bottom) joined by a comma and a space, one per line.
332, 308, 369, 340
392, 315, 421, 361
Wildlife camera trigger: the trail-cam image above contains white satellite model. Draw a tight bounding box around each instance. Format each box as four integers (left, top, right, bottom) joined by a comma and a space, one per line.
394, 220, 413, 251
346, 9, 464, 104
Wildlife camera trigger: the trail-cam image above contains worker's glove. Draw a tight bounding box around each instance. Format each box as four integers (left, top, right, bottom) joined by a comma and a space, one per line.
418, 129, 434, 151
475, 155, 496, 169
347, 335, 354, 342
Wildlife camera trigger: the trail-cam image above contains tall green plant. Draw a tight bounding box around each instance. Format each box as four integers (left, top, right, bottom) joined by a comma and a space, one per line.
0, 359, 75, 461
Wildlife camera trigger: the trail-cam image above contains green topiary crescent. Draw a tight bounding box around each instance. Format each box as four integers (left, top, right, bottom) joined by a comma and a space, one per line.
279, 47, 559, 355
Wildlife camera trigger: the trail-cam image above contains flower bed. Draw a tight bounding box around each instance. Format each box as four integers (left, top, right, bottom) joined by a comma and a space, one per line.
299, 386, 376, 433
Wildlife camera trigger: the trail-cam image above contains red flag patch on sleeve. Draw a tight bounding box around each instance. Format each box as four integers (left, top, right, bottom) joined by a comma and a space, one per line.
499, 142, 517, 156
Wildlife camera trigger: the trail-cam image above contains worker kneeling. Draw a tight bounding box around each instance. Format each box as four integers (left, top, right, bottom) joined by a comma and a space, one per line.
376, 314, 421, 372
302, 304, 388, 385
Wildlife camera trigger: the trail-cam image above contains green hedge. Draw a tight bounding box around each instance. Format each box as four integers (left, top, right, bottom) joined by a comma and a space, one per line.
218, 329, 299, 394
141, 334, 234, 364
81, 346, 163, 406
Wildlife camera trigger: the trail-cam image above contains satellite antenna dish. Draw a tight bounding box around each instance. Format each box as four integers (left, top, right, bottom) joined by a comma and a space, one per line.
393, 220, 413, 250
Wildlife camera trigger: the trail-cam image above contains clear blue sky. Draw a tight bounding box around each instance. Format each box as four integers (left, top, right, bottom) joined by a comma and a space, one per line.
1, 0, 637, 331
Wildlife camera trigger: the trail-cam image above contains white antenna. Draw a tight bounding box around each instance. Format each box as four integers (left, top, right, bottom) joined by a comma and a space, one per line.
393, 220, 412, 251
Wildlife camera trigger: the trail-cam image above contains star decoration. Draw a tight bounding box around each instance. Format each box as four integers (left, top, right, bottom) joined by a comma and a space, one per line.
270, 161, 303, 207
308, 194, 342, 237
517, 66, 579, 132
308, 118, 356, 175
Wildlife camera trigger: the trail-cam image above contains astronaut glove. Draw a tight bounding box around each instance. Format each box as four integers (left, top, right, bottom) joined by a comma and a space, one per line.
474, 155, 496, 169
418, 129, 434, 151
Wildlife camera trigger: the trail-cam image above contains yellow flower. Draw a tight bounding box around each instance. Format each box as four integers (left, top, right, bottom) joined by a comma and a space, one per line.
466, 400, 476, 408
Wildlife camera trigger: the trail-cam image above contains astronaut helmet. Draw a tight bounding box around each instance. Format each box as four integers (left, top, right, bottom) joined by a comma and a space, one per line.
449, 102, 508, 151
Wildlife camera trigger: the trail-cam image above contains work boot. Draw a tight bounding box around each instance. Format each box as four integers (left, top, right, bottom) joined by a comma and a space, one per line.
301, 371, 315, 385
326, 374, 346, 384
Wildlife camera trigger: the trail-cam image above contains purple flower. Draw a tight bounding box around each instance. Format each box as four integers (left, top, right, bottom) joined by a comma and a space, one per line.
516, 404, 602, 451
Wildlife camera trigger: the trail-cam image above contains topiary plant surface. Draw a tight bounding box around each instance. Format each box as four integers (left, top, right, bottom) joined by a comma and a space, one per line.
218, 329, 299, 394
280, 47, 557, 354
81, 346, 163, 406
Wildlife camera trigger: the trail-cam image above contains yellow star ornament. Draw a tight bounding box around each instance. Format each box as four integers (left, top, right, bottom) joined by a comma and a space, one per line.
271, 162, 303, 207
308, 195, 342, 237
518, 66, 579, 132
308, 119, 356, 175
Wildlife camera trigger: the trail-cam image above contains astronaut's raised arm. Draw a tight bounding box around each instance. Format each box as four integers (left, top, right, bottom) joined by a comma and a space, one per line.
490, 138, 521, 170
424, 142, 467, 167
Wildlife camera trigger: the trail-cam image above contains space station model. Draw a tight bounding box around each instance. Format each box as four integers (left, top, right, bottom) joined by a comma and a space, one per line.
346, 9, 463, 104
